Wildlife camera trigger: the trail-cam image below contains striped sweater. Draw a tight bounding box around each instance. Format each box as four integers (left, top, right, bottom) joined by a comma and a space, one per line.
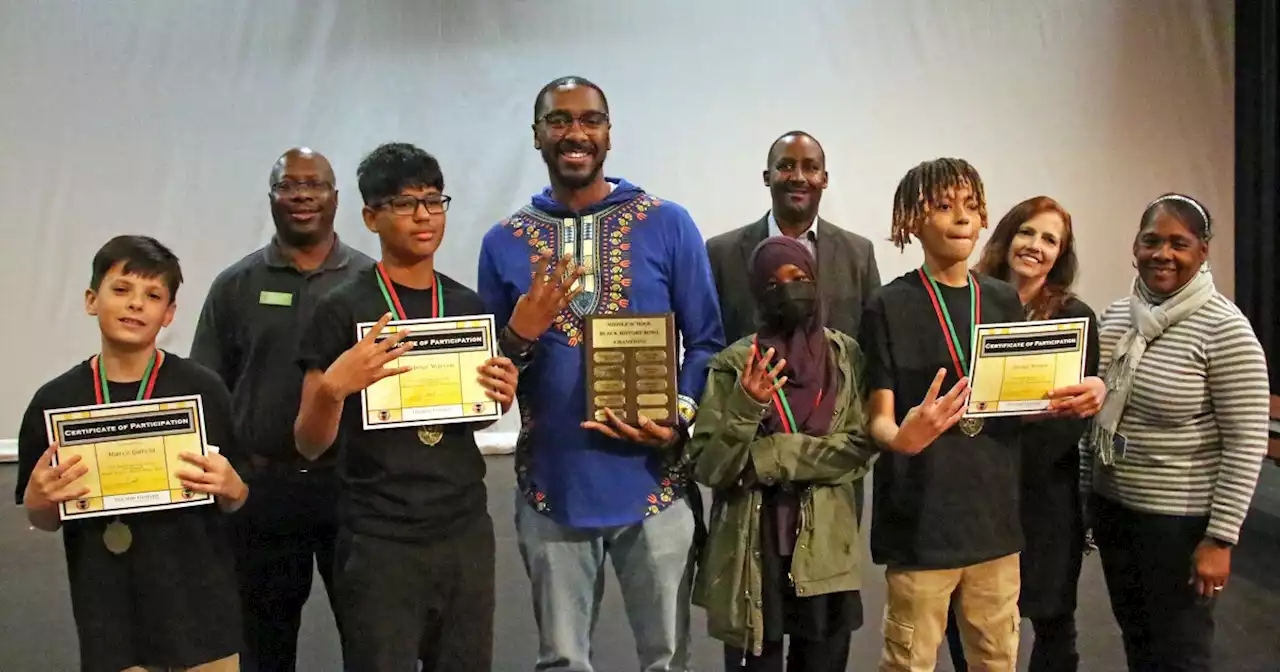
1081, 292, 1270, 544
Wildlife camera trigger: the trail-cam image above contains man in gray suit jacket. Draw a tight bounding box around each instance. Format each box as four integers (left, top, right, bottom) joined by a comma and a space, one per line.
706, 131, 881, 345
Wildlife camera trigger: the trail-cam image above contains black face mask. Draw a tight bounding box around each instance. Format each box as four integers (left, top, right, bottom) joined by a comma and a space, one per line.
760, 281, 817, 331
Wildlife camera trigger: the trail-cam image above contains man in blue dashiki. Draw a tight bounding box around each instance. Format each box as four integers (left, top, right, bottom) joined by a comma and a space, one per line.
478, 76, 725, 672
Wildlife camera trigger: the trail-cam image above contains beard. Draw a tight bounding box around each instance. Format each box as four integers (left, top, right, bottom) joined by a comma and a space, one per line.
541, 140, 605, 190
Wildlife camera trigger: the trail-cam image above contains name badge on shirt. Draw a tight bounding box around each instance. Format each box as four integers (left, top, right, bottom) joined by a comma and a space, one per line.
1112, 432, 1128, 462
259, 290, 294, 307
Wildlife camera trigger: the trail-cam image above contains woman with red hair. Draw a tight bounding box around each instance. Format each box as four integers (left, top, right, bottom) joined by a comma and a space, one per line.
945, 196, 1101, 671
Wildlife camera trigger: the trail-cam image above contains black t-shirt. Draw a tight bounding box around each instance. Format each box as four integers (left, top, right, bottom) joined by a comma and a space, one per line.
297, 266, 488, 542
859, 270, 1026, 569
14, 353, 242, 672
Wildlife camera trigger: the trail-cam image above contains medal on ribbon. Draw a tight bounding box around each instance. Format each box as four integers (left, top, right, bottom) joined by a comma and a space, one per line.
918, 268, 984, 437
90, 349, 163, 554
374, 263, 446, 446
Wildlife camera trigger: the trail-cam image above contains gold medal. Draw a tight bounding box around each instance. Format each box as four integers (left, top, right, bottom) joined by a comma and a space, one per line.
959, 416, 984, 437
103, 520, 132, 555
417, 426, 444, 446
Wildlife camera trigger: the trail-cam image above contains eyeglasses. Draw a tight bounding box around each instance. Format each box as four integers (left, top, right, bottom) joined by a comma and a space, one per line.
271, 180, 332, 196
540, 111, 609, 134
378, 195, 452, 216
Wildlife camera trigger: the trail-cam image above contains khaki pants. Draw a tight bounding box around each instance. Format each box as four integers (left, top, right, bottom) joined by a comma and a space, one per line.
879, 553, 1021, 672
121, 653, 239, 672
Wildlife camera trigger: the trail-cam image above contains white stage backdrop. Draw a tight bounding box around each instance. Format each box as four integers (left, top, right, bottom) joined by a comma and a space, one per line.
0, 0, 1233, 457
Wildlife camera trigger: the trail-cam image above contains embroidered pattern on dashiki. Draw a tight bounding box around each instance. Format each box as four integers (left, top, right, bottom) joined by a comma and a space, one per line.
503, 195, 663, 345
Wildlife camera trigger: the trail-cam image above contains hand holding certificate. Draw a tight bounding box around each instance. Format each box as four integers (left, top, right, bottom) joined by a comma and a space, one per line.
173, 447, 247, 512
23, 443, 92, 516
965, 317, 1092, 418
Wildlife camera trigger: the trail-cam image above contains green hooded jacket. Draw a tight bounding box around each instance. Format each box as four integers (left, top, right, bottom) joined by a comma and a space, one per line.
686, 330, 877, 655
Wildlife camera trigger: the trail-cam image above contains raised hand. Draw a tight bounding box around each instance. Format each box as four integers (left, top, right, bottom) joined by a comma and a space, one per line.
23, 443, 91, 511
477, 356, 519, 413
507, 250, 586, 341
321, 312, 414, 401
740, 344, 787, 404
889, 368, 970, 455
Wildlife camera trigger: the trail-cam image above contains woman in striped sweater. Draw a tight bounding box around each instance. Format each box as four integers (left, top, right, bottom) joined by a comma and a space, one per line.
1083, 193, 1270, 671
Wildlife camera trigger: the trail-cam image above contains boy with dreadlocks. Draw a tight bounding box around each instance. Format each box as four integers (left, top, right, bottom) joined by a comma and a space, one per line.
858, 158, 1027, 671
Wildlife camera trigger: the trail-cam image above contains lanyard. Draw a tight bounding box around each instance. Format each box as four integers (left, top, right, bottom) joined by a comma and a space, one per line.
374, 262, 443, 319
91, 350, 161, 404
917, 267, 982, 378
92, 349, 162, 555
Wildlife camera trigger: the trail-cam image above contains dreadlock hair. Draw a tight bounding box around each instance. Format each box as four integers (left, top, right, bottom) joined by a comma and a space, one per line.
976, 196, 1079, 320
890, 158, 988, 251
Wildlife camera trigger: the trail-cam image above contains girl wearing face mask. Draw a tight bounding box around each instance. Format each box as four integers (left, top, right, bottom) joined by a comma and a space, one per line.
687, 236, 877, 671
1083, 194, 1268, 671
943, 196, 1101, 672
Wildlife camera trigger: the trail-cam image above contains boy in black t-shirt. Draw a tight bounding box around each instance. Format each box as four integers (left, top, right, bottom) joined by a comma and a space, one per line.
861, 160, 1107, 671
295, 143, 521, 672
16, 235, 249, 672
860, 159, 1026, 671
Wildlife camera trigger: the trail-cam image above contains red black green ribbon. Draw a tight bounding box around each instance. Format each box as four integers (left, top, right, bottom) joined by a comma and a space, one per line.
375, 262, 442, 319
917, 267, 982, 378
752, 336, 825, 434
92, 349, 161, 404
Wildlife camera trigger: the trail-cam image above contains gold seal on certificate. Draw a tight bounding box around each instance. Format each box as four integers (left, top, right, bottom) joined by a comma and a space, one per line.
359, 315, 501, 436
965, 317, 1091, 418
584, 313, 679, 426
43, 395, 215, 522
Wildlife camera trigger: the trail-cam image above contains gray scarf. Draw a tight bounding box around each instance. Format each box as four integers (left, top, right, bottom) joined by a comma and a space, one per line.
1088, 264, 1216, 466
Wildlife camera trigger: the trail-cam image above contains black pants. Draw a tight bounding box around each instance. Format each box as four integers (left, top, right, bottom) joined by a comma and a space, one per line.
723, 633, 851, 672
232, 468, 341, 672
945, 608, 1078, 671
1093, 496, 1215, 672
335, 514, 496, 672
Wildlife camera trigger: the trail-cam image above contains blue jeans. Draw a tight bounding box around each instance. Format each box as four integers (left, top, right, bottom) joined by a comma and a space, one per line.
515, 490, 696, 672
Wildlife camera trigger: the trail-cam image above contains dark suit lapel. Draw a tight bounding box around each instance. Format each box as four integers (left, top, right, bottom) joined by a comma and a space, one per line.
816, 217, 853, 328
719, 215, 772, 343
738, 214, 771, 269
815, 217, 843, 291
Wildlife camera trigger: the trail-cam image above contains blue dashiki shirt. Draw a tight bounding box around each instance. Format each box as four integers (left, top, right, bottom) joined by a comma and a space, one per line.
477, 177, 725, 528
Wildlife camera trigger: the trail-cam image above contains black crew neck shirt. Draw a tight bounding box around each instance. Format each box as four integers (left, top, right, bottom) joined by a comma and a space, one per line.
859, 271, 1027, 569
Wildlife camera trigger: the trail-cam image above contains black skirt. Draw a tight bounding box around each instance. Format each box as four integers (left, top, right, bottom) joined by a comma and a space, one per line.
1018, 419, 1086, 619
759, 487, 862, 642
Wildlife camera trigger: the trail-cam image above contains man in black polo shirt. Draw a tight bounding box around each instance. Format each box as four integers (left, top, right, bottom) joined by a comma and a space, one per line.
191, 147, 372, 671
295, 142, 524, 671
